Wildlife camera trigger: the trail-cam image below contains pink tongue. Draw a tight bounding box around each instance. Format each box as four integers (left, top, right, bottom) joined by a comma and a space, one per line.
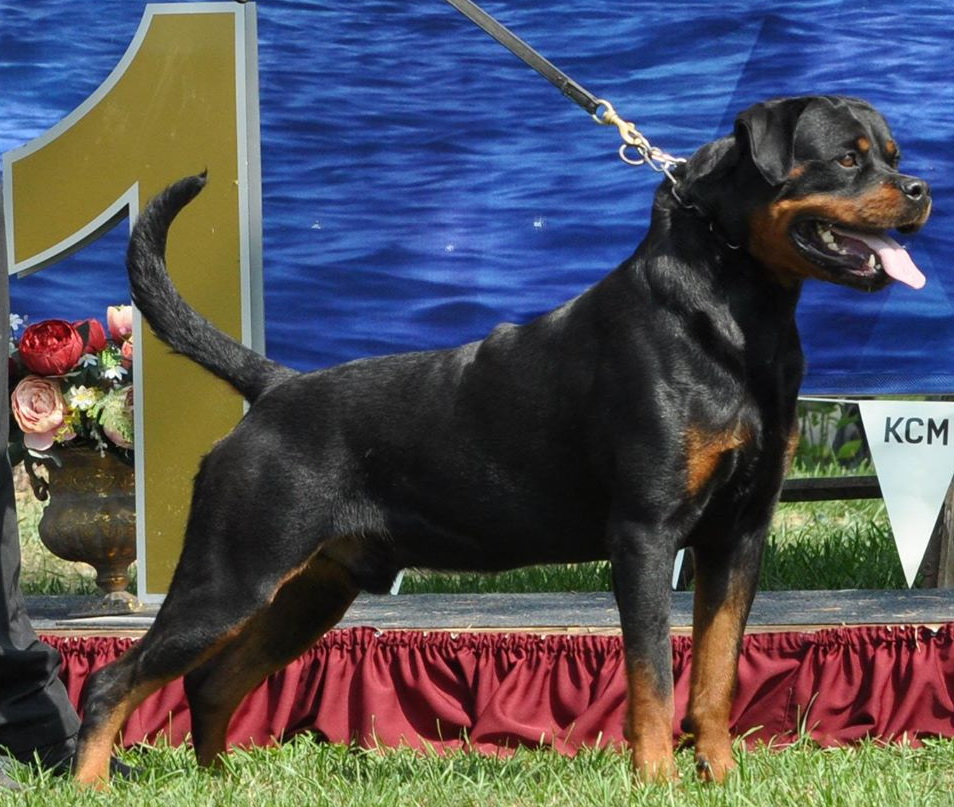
834, 227, 926, 289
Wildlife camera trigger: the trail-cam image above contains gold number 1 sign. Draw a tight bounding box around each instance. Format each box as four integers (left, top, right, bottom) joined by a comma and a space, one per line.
2, 3, 264, 600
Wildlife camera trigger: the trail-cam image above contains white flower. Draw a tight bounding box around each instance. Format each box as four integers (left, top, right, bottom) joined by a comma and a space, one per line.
9, 313, 25, 333
78, 353, 99, 368
102, 364, 129, 381
67, 385, 100, 411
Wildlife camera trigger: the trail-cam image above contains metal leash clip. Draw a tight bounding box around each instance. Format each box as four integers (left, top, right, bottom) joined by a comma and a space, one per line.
592, 99, 685, 182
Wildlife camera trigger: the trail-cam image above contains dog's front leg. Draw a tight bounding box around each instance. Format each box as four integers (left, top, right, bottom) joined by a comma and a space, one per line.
683, 531, 764, 783
610, 524, 678, 783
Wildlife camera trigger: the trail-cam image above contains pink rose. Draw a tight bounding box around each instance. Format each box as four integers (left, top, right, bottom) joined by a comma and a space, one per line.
18, 320, 84, 375
107, 305, 133, 342
120, 337, 134, 364
11, 376, 69, 450
72, 318, 108, 353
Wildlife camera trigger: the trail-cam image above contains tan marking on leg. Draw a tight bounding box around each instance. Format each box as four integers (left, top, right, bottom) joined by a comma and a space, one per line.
625, 661, 677, 783
686, 578, 750, 783
74, 682, 152, 788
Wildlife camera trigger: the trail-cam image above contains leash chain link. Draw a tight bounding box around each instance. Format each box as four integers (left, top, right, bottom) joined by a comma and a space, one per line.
592, 99, 685, 183
592, 101, 738, 248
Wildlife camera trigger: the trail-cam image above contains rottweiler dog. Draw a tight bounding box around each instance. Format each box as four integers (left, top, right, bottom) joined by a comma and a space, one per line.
74, 96, 930, 786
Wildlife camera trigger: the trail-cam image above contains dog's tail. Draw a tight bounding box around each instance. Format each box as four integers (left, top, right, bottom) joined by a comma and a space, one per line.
127, 173, 297, 403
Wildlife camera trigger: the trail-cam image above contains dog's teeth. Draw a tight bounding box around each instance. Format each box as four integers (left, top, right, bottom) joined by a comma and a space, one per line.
868, 254, 877, 269
818, 225, 840, 251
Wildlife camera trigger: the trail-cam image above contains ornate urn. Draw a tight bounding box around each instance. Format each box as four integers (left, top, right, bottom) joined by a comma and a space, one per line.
27, 447, 139, 612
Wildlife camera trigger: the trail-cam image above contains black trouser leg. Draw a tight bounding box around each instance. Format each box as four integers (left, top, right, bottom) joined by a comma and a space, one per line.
0, 457, 80, 762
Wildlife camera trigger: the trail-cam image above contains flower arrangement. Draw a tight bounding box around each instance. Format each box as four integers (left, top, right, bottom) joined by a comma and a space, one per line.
9, 306, 134, 465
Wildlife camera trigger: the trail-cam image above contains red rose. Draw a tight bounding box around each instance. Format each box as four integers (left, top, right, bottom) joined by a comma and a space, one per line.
18, 320, 85, 376
72, 318, 107, 354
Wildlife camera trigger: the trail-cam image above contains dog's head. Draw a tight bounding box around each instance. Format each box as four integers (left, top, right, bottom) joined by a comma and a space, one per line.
679, 96, 931, 290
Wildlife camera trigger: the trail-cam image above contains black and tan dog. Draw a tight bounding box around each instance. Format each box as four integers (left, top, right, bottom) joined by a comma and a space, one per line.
74, 96, 930, 786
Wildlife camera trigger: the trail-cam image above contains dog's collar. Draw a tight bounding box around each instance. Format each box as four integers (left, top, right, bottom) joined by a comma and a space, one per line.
669, 181, 742, 251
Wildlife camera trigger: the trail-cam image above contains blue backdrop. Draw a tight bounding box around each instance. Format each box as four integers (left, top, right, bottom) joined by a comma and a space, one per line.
1, 0, 951, 394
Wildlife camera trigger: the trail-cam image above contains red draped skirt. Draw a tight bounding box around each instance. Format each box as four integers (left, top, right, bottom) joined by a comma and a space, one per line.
44, 624, 954, 751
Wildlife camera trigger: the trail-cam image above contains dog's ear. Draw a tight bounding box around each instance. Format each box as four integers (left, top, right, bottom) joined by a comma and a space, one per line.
734, 97, 815, 186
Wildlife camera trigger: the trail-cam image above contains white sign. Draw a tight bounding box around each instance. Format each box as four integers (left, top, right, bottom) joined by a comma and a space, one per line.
859, 400, 954, 587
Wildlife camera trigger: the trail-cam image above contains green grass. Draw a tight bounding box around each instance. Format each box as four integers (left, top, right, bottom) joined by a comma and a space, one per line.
762, 503, 905, 590
399, 560, 614, 594
2, 734, 952, 806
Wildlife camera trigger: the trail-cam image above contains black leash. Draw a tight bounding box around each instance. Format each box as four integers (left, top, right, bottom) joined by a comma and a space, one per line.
441, 0, 684, 178
442, 0, 601, 115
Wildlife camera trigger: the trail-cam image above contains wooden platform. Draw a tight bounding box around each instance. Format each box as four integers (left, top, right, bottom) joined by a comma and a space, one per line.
27, 589, 954, 636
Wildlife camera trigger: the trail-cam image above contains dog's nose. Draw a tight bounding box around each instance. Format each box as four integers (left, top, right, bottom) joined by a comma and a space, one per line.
900, 176, 930, 203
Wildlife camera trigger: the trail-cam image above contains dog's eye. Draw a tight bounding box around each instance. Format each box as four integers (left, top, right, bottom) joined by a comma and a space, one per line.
837, 152, 859, 168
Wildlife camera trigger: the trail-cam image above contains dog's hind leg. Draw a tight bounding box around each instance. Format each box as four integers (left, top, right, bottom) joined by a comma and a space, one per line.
73, 609, 244, 787
73, 551, 359, 786
72, 651, 166, 788
182, 553, 359, 766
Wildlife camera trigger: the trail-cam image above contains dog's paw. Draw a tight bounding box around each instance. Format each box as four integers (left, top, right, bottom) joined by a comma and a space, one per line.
694, 749, 735, 783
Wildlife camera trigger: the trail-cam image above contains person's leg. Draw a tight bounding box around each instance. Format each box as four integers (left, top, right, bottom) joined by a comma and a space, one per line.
0, 189, 80, 775
0, 457, 81, 767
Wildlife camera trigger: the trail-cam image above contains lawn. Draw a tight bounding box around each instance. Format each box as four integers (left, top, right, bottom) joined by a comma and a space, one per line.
3, 734, 953, 806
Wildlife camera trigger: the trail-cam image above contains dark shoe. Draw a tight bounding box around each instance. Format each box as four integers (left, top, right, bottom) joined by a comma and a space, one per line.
0, 770, 22, 792
0, 757, 23, 792
107, 756, 138, 780
32, 733, 77, 774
